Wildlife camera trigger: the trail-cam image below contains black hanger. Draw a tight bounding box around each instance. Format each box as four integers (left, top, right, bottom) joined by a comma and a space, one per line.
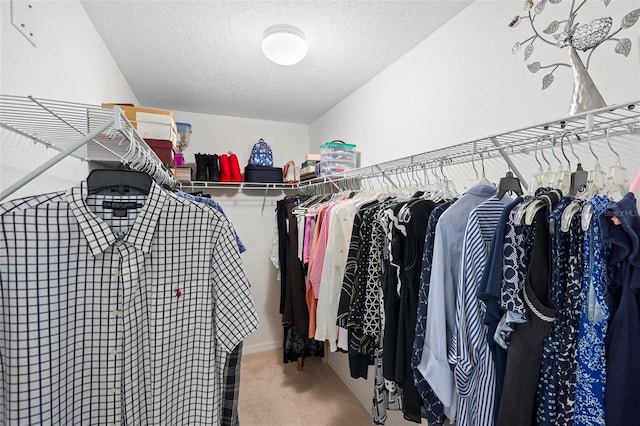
569, 163, 588, 196
497, 171, 523, 199
87, 169, 152, 196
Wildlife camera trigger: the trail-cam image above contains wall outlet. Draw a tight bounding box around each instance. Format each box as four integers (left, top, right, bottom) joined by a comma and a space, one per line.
11, 0, 37, 47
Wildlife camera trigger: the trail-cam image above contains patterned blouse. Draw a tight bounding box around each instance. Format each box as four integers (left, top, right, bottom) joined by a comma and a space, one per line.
574, 194, 612, 426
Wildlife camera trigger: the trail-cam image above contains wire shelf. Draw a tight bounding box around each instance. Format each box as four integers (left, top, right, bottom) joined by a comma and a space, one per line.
0, 95, 178, 200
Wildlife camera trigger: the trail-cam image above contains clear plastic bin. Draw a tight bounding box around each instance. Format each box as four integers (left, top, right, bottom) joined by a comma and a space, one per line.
320, 141, 357, 177
176, 122, 192, 146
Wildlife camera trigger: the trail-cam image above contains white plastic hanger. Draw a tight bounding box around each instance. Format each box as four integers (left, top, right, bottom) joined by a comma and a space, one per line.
603, 127, 629, 200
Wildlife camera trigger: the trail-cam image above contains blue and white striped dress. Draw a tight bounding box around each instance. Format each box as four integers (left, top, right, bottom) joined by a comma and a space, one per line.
451, 196, 511, 426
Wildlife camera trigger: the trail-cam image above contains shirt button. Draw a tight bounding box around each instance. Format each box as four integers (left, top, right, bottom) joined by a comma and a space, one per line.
109, 386, 117, 395
111, 309, 119, 317
111, 348, 118, 356
109, 423, 116, 426
112, 270, 121, 277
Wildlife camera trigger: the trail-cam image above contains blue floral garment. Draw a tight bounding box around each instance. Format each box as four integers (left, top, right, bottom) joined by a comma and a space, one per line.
411, 199, 455, 426
574, 194, 612, 426
536, 197, 574, 426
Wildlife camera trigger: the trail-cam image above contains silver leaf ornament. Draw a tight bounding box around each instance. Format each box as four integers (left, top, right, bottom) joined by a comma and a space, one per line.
527, 61, 541, 73
542, 73, 554, 90
543, 20, 560, 33
511, 42, 522, 54
524, 44, 535, 60
602, 0, 611, 6
615, 38, 632, 57
571, 17, 612, 50
621, 9, 640, 29
509, 15, 522, 27
535, 0, 547, 15
554, 31, 572, 48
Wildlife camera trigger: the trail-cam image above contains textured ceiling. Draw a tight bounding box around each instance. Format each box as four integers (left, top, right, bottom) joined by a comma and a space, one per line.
80, 1, 472, 124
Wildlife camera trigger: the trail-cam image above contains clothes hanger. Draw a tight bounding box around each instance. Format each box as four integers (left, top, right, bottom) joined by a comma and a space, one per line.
559, 132, 585, 232
603, 127, 629, 199
564, 132, 589, 197
497, 171, 523, 199
582, 130, 607, 199
87, 169, 152, 196
580, 130, 609, 230
550, 135, 571, 194
464, 142, 482, 191
525, 138, 545, 196
538, 136, 556, 188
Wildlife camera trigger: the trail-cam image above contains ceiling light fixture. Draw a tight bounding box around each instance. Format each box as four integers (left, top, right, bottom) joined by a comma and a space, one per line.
261, 24, 307, 66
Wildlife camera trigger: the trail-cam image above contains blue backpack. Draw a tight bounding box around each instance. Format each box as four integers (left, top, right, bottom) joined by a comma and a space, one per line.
248, 138, 274, 167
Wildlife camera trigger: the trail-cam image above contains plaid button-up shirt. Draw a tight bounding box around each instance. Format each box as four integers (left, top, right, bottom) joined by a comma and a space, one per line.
0, 181, 259, 425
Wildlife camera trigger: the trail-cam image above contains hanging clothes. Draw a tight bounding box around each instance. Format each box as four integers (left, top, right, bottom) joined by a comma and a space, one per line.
497, 191, 560, 426
574, 194, 612, 426
452, 195, 511, 426
0, 182, 259, 425
536, 196, 576, 426
275, 196, 324, 363
411, 199, 455, 426
477, 196, 522, 418
395, 198, 438, 423
601, 192, 640, 426
418, 182, 496, 422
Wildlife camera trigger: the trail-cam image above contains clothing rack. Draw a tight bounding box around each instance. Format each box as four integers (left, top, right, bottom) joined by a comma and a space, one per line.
297, 99, 640, 193
0, 95, 178, 201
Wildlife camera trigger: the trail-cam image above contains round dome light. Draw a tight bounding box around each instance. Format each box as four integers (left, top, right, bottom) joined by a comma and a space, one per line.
261, 25, 307, 66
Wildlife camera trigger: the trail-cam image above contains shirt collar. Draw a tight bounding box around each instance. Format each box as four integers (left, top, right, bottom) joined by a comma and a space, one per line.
68, 181, 168, 256
465, 181, 497, 197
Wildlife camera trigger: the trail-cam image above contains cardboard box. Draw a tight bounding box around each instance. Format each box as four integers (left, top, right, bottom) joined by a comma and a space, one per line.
103, 104, 175, 121
300, 165, 316, 176
174, 167, 192, 182
134, 121, 177, 146
305, 154, 321, 162
102, 104, 178, 147
145, 139, 175, 166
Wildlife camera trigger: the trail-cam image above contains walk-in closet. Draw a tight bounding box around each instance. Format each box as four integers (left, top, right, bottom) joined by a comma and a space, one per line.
2, 1, 639, 425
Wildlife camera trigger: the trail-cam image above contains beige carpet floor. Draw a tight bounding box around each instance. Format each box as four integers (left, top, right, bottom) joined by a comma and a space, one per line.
238, 349, 372, 426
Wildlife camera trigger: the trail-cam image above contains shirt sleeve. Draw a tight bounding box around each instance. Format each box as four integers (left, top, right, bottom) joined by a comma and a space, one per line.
270, 214, 280, 270
211, 219, 260, 352
418, 219, 458, 421
452, 214, 481, 397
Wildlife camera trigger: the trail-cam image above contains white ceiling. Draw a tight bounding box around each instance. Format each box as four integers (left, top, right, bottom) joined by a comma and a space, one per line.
80, 1, 472, 124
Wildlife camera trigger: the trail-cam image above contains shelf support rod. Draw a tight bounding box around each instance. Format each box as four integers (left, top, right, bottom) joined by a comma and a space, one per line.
261, 184, 271, 216
376, 165, 397, 189
490, 137, 528, 191
0, 118, 114, 201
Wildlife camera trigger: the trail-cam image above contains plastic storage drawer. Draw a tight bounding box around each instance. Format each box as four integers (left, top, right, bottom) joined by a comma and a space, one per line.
320, 141, 357, 176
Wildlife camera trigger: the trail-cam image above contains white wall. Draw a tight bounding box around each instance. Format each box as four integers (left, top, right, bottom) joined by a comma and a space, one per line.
173, 109, 309, 353
0, 0, 138, 199
309, 1, 640, 419
309, 1, 640, 163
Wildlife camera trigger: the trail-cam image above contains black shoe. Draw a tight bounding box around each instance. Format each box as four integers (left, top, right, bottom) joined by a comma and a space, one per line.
207, 154, 220, 182
195, 153, 208, 181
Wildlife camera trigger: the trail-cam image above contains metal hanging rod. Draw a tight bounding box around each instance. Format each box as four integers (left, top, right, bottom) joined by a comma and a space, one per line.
0, 95, 178, 200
